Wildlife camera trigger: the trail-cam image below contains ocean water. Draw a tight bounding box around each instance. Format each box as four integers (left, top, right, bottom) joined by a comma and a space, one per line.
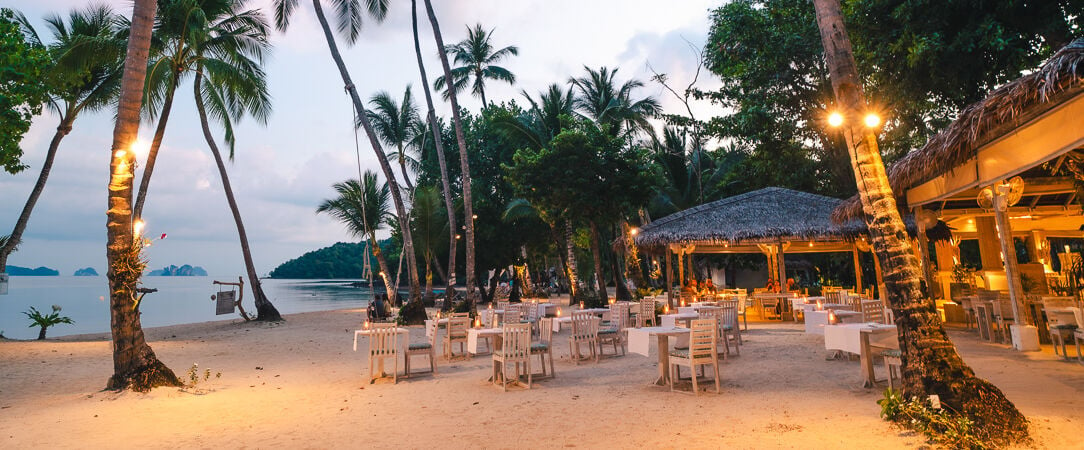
0, 276, 373, 340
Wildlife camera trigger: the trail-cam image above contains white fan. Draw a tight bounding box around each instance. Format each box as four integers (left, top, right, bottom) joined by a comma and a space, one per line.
977, 176, 1025, 210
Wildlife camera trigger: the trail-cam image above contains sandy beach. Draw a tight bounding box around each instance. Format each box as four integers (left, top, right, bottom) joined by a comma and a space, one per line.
1, 302, 1081, 449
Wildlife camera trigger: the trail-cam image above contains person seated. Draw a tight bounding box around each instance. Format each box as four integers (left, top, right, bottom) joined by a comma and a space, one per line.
368, 294, 388, 320
786, 278, 796, 292
765, 278, 777, 293
704, 279, 716, 293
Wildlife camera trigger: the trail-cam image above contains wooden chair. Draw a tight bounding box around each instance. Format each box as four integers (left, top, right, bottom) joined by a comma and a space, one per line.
524, 302, 541, 334
569, 311, 599, 364
599, 303, 628, 357
406, 316, 438, 376
639, 298, 656, 327
718, 306, 742, 355
368, 323, 400, 384
735, 296, 748, 330
698, 308, 729, 360
882, 349, 903, 390
492, 323, 532, 391
991, 293, 1016, 344
760, 298, 780, 320
503, 310, 522, 327
861, 300, 885, 324
531, 317, 556, 378
496, 300, 510, 312
669, 319, 720, 395
445, 317, 470, 360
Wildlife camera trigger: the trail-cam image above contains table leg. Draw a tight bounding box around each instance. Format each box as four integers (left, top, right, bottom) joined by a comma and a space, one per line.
860, 332, 876, 388
655, 335, 670, 386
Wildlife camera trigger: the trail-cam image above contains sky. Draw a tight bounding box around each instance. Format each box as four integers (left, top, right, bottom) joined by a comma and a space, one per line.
2, 0, 726, 277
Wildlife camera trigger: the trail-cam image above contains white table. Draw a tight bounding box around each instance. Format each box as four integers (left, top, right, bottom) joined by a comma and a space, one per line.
467, 328, 503, 355
352, 327, 410, 380
824, 323, 898, 387
627, 326, 691, 385
552, 308, 609, 332
804, 308, 863, 334
660, 313, 697, 347
424, 318, 450, 338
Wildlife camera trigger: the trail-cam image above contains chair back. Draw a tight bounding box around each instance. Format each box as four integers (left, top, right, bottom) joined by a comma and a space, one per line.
448, 317, 470, 339
427, 317, 440, 347
860, 300, 884, 324
687, 319, 717, 358
499, 323, 532, 360
697, 307, 724, 336
525, 302, 540, 322
503, 310, 522, 325
451, 312, 470, 319
483, 310, 498, 328
570, 311, 597, 341
719, 306, 738, 331
846, 294, 863, 313
993, 293, 1015, 320
538, 317, 554, 345
369, 323, 399, 357
608, 302, 630, 330
496, 300, 510, 311
718, 299, 738, 311
639, 298, 655, 326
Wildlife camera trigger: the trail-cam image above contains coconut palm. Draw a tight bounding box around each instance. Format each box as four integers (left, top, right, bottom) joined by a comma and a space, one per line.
317, 173, 397, 302
410, 0, 458, 296
189, 0, 281, 321
493, 83, 574, 150
105, 0, 182, 391
272, 0, 426, 319
648, 127, 742, 215
410, 185, 448, 299
813, 0, 1026, 441
1, 5, 125, 273
432, 23, 518, 107
569, 66, 661, 140
423, 0, 478, 303
367, 86, 420, 191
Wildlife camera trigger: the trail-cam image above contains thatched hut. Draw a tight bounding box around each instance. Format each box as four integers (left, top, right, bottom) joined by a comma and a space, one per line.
635, 187, 945, 305
831, 39, 1084, 306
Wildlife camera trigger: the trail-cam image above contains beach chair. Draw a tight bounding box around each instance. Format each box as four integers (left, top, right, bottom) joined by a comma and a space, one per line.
569, 311, 599, 364
368, 323, 400, 384
599, 302, 628, 358
445, 317, 470, 360
492, 323, 532, 391
670, 319, 720, 395
531, 317, 556, 378
405, 317, 438, 377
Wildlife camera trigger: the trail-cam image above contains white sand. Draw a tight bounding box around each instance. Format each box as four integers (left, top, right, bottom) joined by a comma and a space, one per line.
1, 304, 1081, 449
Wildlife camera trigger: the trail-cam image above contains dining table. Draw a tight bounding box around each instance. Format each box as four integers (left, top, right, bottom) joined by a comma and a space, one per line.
824, 323, 898, 388
352, 326, 410, 380
804, 308, 863, 334
627, 326, 691, 385
467, 327, 504, 355
551, 308, 609, 332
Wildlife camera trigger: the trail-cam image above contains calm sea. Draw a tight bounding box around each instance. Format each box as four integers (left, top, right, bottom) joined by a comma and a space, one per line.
0, 276, 373, 340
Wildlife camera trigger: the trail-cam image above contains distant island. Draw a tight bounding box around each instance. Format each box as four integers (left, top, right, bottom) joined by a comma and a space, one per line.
6, 266, 59, 276
74, 267, 99, 276
270, 241, 383, 279
148, 264, 208, 276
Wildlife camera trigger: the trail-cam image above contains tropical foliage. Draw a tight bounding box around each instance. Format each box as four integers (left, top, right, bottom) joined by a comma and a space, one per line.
433, 23, 518, 106
0, 8, 50, 175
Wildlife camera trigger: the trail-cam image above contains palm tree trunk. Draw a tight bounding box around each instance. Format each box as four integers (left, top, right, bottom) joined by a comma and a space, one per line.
396, 143, 414, 192
588, 220, 608, 303
368, 232, 395, 301
424, 255, 433, 300
812, 0, 1027, 442
423, 0, 477, 304
310, 0, 423, 315
564, 219, 578, 301
132, 70, 180, 220
106, 0, 180, 392
411, 0, 458, 296
193, 70, 282, 322
0, 116, 74, 272
477, 73, 487, 108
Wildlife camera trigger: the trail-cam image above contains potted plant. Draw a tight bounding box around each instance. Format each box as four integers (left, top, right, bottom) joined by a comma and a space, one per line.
949, 264, 974, 300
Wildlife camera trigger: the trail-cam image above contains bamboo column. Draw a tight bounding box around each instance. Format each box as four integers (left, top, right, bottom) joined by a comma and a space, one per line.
852, 245, 863, 291
991, 186, 1026, 325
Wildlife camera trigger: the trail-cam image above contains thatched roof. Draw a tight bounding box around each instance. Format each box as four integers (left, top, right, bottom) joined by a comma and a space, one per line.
635, 187, 868, 250
833, 39, 1084, 223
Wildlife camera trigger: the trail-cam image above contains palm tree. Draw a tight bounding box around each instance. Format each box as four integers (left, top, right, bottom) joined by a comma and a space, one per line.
432, 23, 518, 107
569, 66, 661, 140
317, 173, 396, 302
367, 86, 420, 192
812, 0, 1027, 442
410, 0, 458, 296
410, 185, 448, 300
272, 0, 425, 318
1, 5, 125, 273
493, 84, 574, 150
648, 128, 741, 215
189, 0, 282, 321
105, 0, 182, 391
423, 0, 478, 303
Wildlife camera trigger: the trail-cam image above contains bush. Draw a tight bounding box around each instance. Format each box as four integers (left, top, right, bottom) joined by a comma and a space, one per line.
878, 389, 987, 449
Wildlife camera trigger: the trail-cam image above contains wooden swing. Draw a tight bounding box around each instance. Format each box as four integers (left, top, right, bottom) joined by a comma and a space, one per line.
211, 276, 252, 321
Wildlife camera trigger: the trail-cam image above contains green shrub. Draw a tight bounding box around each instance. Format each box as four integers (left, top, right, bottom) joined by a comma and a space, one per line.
878, 389, 986, 449
23, 305, 73, 340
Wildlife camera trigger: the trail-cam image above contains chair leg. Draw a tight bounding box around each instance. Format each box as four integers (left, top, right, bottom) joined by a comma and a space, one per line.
691, 363, 700, 395
430, 350, 437, 374
404, 354, 411, 376
549, 350, 556, 377
669, 364, 676, 392
713, 359, 721, 394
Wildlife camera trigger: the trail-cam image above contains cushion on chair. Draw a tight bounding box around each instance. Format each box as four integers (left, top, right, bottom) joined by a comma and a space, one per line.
721, 324, 733, 331
882, 349, 902, 359
597, 327, 619, 335
408, 343, 432, 350
1051, 324, 1079, 330
530, 343, 549, 351
671, 349, 690, 358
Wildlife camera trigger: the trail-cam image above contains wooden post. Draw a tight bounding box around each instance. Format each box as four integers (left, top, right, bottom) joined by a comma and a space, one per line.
665, 247, 674, 308
852, 245, 863, 291
992, 187, 1026, 325
677, 248, 685, 289
915, 218, 934, 294
975, 217, 1002, 271
778, 242, 788, 293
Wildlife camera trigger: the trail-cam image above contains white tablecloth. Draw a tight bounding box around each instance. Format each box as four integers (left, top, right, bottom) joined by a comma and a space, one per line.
627, 326, 689, 356
352, 327, 409, 352
467, 328, 503, 354
824, 323, 898, 354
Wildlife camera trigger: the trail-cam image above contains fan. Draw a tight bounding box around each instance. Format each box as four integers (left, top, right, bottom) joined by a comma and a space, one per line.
915, 208, 939, 228
976, 176, 1025, 210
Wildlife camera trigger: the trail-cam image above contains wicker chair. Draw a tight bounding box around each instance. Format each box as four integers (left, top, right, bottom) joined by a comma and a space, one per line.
669, 319, 720, 395
492, 323, 532, 391
405, 316, 438, 376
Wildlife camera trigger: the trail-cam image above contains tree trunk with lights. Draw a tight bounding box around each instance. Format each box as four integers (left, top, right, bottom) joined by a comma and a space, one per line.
193, 70, 282, 321
411, 0, 458, 299
588, 221, 608, 303
310, 0, 424, 323
564, 219, 579, 302
813, 0, 1027, 443
105, 0, 181, 392
424, 0, 477, 304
